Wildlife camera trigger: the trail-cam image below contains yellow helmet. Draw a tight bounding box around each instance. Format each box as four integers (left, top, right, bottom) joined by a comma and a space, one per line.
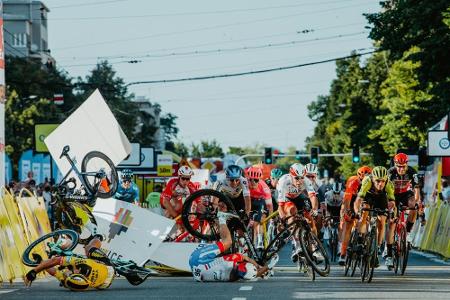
371, 166, 388, 180
64, 274, 90, 291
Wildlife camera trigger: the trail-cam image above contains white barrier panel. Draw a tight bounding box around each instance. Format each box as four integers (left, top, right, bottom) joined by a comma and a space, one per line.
149, 242, 199, 272
93, 198, 175, 265
45, 89, 131, 175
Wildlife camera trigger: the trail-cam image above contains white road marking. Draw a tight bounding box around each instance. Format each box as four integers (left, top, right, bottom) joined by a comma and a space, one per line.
0, 289, 17, 295
239, 286, 253, 291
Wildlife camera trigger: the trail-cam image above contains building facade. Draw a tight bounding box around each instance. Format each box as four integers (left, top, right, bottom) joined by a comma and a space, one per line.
3, 0, 54, 65
133, 96, 166, 151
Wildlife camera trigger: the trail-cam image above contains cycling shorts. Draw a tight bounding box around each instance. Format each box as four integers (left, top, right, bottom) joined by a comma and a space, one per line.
395, 190, 415, 209
279, 193, 311, 212
363, 192, 390, 211
250, 199, 266, 223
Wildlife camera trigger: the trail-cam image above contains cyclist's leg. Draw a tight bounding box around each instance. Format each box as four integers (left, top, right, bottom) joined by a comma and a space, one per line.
406, 190, 417, 232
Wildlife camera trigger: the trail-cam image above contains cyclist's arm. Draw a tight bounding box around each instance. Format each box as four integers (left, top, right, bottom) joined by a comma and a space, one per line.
242, 178, 251, 216
355, 177, 371, 213
133, 184, 140, 205
261, 181, 273, 214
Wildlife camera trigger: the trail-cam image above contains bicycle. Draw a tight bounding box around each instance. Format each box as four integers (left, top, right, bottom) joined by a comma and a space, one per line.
51, 145, 118, 244
181, 189, 330, 280
344, 228, 360, 277
22, 229, 152, 286
359, 207, 388, 283
392, 205, 418, 275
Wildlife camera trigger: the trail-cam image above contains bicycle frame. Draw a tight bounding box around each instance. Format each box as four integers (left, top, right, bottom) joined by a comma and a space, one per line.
58, 145, 102, 197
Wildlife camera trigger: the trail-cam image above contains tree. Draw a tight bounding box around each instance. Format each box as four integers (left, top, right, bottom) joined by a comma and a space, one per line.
369, 47, 432, 155
366, 0, 450, 117
189, 140, 224, 158
77, 61, 139, 140
4, 56, 80, 170
160, 113, 179, 143
173, 142, 189, 157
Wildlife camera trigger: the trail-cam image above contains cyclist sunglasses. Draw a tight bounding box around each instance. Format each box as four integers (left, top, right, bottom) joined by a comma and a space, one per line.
249, 178, 259, 183
294, 176, 304, 180
180, 177, 191, 181
229, 178, 240, 183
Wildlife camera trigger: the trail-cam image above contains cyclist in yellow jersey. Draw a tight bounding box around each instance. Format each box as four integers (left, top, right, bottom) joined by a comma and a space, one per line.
354, 166, 396, 267
24, 237, 115, 291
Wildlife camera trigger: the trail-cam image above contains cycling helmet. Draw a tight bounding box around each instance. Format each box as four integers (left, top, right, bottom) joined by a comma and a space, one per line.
246, 167, 262, 180
289, 163, 304, 177
357, 166, 372, 178
238, 262, 258, 280
121, 169, 133, 180
394, 153, 408, 166
270, 168, 283, 180
64, 274, 90, 291
178, 166, 194, 177
225, 165, 243, 179
332, 182, 342, 194
304, 163, 318, 176
371, 166, 388, 180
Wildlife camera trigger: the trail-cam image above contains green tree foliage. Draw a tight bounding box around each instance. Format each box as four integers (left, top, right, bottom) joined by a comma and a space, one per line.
160, 113, 179, 143
77, 61, 139, 139
190, 140, 224, 158
306, 52, 391, 177
4, 56, 80, 166
173, 142, 190, 157
369, 47, 432, 155
366, 0, 450, 116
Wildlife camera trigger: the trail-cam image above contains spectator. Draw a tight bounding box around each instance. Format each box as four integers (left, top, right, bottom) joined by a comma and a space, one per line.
320, 219, 333, 260
114, 169, 139, 205
441, 178, 450, 203
145, 185, 163, 215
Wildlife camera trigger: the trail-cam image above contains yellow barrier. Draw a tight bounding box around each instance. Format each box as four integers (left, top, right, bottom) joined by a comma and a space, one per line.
0, 187, 52, 283
416, 202, 450, 259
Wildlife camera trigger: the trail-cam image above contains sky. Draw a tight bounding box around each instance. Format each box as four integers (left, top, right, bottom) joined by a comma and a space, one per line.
45, 0, 381, 152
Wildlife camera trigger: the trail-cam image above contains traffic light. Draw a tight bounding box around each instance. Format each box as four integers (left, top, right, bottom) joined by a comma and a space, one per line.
264, 147, 273, 164
418, 147, 428, 169
310, 147, 319, 164
352, 146, 360, 163
295, 150, 301, 160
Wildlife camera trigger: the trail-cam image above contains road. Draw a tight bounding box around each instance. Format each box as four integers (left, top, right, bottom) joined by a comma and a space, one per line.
1, 248, 449, 300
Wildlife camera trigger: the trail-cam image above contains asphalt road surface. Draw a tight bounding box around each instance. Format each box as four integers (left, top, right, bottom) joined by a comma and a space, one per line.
1, 248, 449, 300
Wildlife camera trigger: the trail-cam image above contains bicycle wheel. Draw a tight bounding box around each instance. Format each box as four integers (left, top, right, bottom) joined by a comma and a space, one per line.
181, 189, 236, 241
399, 227, 409, 275
22, 229, 79, 267
299, 227, 330, 277
344, 230, 356, 276
366, 228, 378, 283
393, 238, 400, 275
54, 201, 98, 245
81, 151, 118, 199
298, 257, 315, 281
262, 227, 292, 263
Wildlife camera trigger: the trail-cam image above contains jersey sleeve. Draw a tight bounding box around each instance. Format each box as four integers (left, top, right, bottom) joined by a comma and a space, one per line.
357, 176, 372, 198
161, 179, 176, 200
241, 177, 250, 198
408, 167, 420, 188
260, 181, 272, 201
385, 181, 396, 201
132, 184, 140, 202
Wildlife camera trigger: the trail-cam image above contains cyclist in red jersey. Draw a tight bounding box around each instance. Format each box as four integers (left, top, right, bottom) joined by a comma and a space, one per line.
246, 166, 273, 249
384, 153, 421, 265
160, 166, 198, 220
338, 166, 372, 265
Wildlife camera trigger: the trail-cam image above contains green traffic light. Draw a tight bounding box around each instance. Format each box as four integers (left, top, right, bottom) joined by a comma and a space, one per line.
266, 158, 272, 164
311, 158, 318, 164
353, 157, 360, 163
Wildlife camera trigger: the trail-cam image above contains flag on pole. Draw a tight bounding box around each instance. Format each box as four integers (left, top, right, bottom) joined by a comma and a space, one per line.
53, 93, 64, 105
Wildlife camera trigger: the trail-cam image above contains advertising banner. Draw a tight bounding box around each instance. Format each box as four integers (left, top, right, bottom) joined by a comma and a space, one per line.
93, 198, 175, 265
45, 89, 131, 176
35, 124, 59, 153
157, 154, 173, 176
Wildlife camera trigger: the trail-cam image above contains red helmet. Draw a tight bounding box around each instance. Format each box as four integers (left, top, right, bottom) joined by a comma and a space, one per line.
246, 167, 262, 180
394, 153, 408, 166
357, 166, 372, 178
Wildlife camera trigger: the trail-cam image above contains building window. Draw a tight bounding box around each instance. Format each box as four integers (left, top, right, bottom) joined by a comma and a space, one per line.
12, 33, 27, 48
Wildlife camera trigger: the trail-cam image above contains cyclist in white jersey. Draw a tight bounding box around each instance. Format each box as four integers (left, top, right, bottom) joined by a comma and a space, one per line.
213, 165, 251, 218
276, 163, 322, 262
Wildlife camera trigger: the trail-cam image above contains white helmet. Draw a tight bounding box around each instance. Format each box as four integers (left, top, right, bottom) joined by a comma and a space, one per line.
304, 163, 318, 176
289, 163, 304, 177
242, 263, 258, 280
178, 166, 194, 177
